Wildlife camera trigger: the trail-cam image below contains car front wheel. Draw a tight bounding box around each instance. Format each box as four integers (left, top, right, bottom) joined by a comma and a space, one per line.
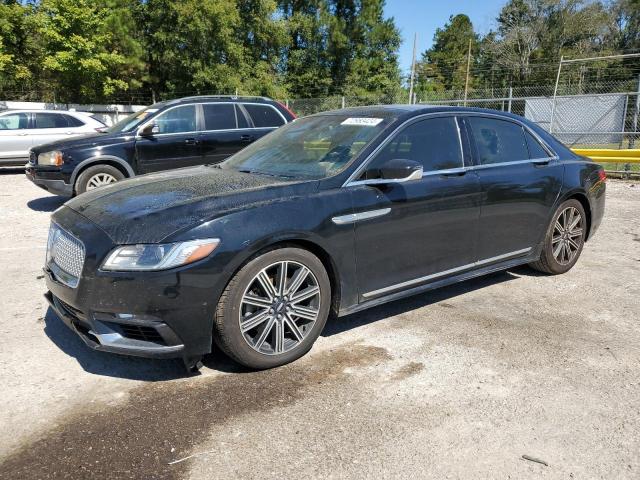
214, 247, 331, 369
530, 199, 587, 275
75, 164, 125, 195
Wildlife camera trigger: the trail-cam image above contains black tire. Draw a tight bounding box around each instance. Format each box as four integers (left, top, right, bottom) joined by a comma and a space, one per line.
529, 199, 587, 275
75, 164, 125, 195
214, 247, 331, 369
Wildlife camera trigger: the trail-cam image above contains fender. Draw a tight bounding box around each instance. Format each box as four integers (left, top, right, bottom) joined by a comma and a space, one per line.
70, 155, 135, 184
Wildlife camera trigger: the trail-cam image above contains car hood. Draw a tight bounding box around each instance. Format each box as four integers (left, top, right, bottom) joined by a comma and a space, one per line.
62, 166, 315, 244
31, 131, 132, 153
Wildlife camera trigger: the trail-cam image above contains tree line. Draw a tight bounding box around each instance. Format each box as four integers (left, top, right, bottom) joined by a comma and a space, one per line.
0, 0, 401, 104
0, 0, 639, 105
414, 0, 640, 98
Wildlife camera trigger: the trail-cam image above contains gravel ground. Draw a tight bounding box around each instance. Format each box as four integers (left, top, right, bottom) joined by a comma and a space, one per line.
0, 169, 638, 479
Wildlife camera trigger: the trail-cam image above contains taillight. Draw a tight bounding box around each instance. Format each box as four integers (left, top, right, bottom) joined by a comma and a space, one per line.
277, 101, 297, 119
598, 169, 606, 182
95, 127, 107, 133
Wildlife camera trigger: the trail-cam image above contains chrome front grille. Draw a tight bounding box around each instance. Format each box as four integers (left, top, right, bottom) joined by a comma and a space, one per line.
47, 223, 85, 287
29, 151, 37, 165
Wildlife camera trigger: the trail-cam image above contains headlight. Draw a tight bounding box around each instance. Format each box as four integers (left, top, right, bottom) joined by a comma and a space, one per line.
38, 151, 64, 166
102, 238, 220, 271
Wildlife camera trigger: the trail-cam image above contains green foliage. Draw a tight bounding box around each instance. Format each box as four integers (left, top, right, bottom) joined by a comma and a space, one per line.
2, 0, 638, 104
0, 0, 401, 103
415, 1, 640, 97
417, 14, 479, 92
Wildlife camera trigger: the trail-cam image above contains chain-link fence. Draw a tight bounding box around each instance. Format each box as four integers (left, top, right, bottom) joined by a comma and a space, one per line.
283, 80, 640, 150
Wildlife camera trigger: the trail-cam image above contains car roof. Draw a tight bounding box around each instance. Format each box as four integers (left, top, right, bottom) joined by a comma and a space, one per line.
314, 104, 530, 121
153, 95, 275, 109
0, 109, 86, 115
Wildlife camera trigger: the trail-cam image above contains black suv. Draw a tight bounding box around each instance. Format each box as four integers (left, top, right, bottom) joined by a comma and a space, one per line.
25, 96, 295, 196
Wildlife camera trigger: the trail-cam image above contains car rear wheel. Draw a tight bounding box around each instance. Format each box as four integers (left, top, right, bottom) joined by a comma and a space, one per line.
529, 199, 586, 275
214, 247, 331, 369
75, 164, 125, 195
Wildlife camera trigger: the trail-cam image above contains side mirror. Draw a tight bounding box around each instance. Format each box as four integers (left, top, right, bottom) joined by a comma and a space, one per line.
363, 158, 423, 183
139, 123, 159, 136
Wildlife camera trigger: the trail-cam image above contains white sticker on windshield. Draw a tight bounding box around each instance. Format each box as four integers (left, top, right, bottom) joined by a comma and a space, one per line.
341, 117, 383, 126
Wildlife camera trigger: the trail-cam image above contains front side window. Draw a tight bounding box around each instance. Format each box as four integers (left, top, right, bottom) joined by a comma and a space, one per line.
0, 112, 28, 130
154, 105, 197, 134
108, 107, 158, 133
363, 116, 463, 177
202, 103, 236, 130
34, 113, 69, 129
244, 104, 285, 128
221, 114, 390, 179
468, 117, 529, 165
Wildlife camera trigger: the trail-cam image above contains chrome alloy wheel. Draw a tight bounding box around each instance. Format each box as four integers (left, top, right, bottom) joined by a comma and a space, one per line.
86, 173, 118, 190
239, 260, 321, 355
552, 206, 583, 265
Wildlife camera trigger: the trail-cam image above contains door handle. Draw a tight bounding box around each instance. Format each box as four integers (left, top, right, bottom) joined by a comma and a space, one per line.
440, 170, 466, 177
184, 138, 200, 145
240, 134, 254, 142
532, 159, 551, 166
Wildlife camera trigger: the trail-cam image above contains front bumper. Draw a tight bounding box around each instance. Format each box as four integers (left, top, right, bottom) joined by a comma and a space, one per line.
45, 289, 185, 359
25, 165, 73, 196
43, 206, 227, 361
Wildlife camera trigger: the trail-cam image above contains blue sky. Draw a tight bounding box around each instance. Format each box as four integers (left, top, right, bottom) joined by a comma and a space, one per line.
384, 0, 506, 74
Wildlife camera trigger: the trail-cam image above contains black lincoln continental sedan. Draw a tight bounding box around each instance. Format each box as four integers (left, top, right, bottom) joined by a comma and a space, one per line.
44, 106, 606, 371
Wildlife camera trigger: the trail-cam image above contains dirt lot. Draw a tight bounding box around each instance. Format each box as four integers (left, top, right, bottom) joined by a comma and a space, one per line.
0, 169, 638, 479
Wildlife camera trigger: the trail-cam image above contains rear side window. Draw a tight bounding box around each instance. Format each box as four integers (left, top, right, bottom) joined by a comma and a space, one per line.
202, 103, 236, 130
64, 115, 85, 127
468, 117, 529, 165
525, 130, 551, 159
0, 112, 28, 130
243, 104, 285, 128
367, 116, 463, 173
34, 113, 71, 129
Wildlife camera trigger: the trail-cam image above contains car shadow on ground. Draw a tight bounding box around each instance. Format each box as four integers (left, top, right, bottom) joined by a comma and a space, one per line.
43, 265, 540, 380
27, 196, 66, 212
0, 167, 24, 175
43, 308, 187, 381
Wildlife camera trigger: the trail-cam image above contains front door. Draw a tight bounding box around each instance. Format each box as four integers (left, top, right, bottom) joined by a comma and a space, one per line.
349, 115, 482, 301
463, 115, 563, 261
135, 104, 201, 173
0, 112, 32, 162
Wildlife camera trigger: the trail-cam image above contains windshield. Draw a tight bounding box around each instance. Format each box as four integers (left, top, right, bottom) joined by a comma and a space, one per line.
220, 114, 390, 179
107, 108, 158, 133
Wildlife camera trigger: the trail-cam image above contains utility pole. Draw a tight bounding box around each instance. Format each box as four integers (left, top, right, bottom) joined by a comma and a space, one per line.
463, 38, 472, 106
631, 74, 640, 148
550, 55, 564, 134
408, 33, 417, 105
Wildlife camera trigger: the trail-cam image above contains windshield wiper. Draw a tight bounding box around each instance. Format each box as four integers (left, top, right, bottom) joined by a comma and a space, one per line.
237, 169, 296, 179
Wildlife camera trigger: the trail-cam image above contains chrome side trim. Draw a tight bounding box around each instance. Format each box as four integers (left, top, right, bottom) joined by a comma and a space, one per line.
332, 208, 391, 225
346, 168, 423, 186
362, 247, 532, 298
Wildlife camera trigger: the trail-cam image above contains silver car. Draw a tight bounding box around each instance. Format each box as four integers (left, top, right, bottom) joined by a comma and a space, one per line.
0, 110, 106, 166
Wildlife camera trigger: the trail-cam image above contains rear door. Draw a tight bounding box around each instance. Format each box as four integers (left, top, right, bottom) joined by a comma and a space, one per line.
0, 112, 32, 161
241, 103, 287, 142
31, 112, 78, 148
464, 115, 563, 261
135, 104, 202, 173
349, 115, 482, 300
200, 103, 250, 164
